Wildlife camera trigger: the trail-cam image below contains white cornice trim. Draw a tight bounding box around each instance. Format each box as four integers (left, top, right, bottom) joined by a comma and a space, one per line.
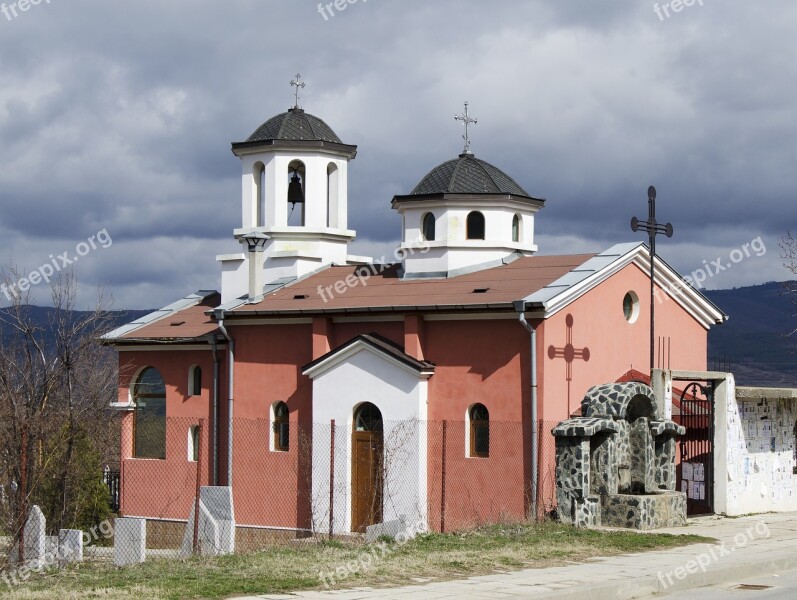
116, 344, 224, 352
217, 253, 246, 263
234, 227, 356, 241
331, 316, 405, 323
401, 240, 537, 253
226, 318, 313, 326
424, 313, 517, 321
393, 198, 543, 213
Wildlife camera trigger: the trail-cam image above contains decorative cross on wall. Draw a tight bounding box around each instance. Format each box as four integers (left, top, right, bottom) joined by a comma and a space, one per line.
548, 314, 591, 414
291, 73, 306, 108
454, 101, 478, 155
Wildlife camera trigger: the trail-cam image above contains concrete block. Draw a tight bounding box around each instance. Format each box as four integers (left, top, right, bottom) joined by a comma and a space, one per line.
114, 518, 146, 567
180, 486, 235, 556
180, 501, 220, 557
58, 529, 83, 564
10, 505, 47, 568
366, 516, 406, 543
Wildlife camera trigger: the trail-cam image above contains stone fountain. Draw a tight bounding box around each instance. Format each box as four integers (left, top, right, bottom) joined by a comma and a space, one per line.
553, 382, 687, 529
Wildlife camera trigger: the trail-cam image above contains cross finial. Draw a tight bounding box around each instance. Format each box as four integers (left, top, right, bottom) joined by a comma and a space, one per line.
290, 73, 306, 109
454, 101, 478, 155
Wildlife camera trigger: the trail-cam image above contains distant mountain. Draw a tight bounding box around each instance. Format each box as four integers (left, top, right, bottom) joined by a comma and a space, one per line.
705, 282, 797, 387
2, 284, 796, 388
0, 306, 153, 347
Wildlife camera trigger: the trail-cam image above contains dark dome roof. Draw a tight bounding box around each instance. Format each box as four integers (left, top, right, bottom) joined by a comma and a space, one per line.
411, 153, 530, 197
245, 108, 342, 144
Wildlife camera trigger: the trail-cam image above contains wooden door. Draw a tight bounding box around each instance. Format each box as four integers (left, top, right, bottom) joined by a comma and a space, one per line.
351, 424, 384, 533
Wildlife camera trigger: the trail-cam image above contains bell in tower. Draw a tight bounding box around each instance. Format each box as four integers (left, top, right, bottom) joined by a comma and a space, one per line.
287, 163, 306, 227
288, 169, 305, 206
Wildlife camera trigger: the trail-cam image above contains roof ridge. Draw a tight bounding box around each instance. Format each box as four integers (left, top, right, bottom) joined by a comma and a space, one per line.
276, 111, 291, 139
302, 111, 320, 140
449, 156, 469, 193
474, 157, 502, 193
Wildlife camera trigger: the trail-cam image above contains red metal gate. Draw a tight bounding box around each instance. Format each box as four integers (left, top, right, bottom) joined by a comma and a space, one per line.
677, 382, 714, 516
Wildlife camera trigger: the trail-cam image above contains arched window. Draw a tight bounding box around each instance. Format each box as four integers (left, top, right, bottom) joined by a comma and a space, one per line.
188, 425, 200, 462
354, 402, 383, 433
422, 213, 436, 242
469, 403, 489, 458
272, 402, 289, 452
253, 162, 265, 228
512, 214, 520, 243
287, 160, 306, 227
327, 163, 339, 228
466, 211, 485, 240
188, 365, 202, 397
132, 367, 166, 459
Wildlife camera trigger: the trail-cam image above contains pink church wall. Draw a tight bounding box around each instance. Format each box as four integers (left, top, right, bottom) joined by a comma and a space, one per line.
117, 350, 215, 520
116, 262, 711, 531
424, 320, 532, 530
229, 324, 313, 528
535, 262, 709, 509
538, 262, 708, 424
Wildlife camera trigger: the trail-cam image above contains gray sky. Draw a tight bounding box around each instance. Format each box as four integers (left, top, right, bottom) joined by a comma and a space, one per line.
0, 0, 794, 309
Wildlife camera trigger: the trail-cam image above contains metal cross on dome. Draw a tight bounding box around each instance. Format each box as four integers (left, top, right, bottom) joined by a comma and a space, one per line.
291, 73, 306, 109
454, 101, 478, 154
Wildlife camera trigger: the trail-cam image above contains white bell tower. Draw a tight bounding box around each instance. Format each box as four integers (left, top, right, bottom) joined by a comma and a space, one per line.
218, 76, 367, 302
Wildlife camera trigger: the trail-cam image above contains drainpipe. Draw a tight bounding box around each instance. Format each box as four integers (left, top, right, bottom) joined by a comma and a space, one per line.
208, 334, 220, 486
214, 309, 235, 487
514, 300, 539, 521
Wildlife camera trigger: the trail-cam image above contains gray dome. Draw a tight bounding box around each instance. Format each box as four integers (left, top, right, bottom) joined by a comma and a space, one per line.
411, 153, 530, 197
245, 108, 342, 144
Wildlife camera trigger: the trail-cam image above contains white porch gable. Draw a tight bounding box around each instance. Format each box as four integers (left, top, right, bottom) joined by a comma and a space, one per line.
303, 335, 433, 534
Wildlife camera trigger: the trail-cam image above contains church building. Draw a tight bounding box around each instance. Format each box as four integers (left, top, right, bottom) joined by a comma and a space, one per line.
105, 83, 726, 538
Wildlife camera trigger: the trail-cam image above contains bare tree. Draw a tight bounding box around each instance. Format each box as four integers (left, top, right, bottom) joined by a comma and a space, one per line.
0, 268, 119, 559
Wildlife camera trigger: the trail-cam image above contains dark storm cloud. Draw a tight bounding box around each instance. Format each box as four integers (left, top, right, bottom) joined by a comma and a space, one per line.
0, 0, 794, 308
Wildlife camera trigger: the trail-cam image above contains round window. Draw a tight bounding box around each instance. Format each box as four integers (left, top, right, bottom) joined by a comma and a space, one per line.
623, 291, 640, 324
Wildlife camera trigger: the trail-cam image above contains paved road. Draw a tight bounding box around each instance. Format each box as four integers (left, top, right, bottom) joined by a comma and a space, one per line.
662, 567, 797, 599
243, 514, 797, 600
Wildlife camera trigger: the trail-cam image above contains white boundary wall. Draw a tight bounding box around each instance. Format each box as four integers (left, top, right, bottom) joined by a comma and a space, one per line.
714, 379, 797, 515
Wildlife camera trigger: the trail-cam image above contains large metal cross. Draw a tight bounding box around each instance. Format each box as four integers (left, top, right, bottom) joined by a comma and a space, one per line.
454, 101, 478, 154
291, 73, 305, 108
631, 185, 674, 375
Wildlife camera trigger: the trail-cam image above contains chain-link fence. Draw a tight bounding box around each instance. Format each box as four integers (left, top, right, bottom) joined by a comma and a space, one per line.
3, 417, 560, 568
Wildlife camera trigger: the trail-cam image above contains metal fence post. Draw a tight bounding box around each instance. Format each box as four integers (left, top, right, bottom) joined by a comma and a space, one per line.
440, 420, 447, 533
329, 419, 335, 540
18, 425, 28, 564
192, 422, 204, 555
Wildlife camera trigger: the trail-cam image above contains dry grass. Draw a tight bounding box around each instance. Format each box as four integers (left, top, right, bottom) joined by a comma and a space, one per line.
1, 523, 710, 600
